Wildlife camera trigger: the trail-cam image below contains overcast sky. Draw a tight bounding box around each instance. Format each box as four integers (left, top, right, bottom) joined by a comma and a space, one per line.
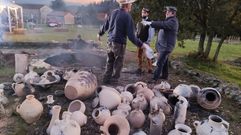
14, 0, 103, 5
66, 0, 101, 4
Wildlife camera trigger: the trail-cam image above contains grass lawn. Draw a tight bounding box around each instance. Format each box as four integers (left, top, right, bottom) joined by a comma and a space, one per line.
2, 25, 241, 86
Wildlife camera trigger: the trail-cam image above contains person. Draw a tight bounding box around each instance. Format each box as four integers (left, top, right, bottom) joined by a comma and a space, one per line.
142, 6, 179, 82
97, 0, 149, 84
135, 7, 155, 75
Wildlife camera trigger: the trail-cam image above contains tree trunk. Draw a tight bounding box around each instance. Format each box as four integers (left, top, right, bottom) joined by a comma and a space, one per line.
213, 36, 226, 62
204, 32, 215, 59
198, 32, 206, 55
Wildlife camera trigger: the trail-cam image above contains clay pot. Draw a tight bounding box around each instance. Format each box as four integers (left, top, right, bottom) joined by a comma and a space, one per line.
41, 70, 61, 83
63, 69, 78, 80
168, 124, 192, 135
133, 130, 147, 135
100, 115, 130, 135
154, 81, 171, 90
46, 105, 61, 134
112, 109, 129, 118
64, 71, 97, 100
197, 87, 221, 110
117, 103, 131, 112
124, 83, 137, 96
68, 100, 86, 113
120, 91, 133, 103
173, 84, 193, 98
24, 68, 40, 83
12, 83, 25, 97
98, 86, 121, 109
149, 109, 166, 135
71, 111, 87, 127
135, 82, 154, 102
15, 53, 29, 74
173, 96, 188, 124
46, 95, 55, 104
189, 84, 201, 100
194, 115, 229, 135
128, 109, 145, 128
132, 93, 148, 110
92, 107, 111, 125
0, 89, 8, 105
150, 96, 172, 115
16, 95, 43, 124
50, 111, 81, 135
13, 73, 24, 83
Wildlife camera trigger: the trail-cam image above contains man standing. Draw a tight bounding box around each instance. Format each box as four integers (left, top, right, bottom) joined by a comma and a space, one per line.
98, 0, 148, 84
135, 7, 155, 74
142, 6, 179, 82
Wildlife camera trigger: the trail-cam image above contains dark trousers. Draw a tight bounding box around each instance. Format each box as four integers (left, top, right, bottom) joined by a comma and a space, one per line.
103, 42, 126, 81
153, 51, 170, 80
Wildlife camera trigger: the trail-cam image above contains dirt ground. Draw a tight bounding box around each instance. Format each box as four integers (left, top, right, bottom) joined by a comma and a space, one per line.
0, 47, 241, 135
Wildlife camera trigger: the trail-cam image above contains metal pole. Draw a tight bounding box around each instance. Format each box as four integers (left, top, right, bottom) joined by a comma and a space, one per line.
7, 6, 12, 32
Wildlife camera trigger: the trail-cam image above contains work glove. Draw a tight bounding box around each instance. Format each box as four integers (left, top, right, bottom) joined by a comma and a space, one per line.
141, 20, 152, 26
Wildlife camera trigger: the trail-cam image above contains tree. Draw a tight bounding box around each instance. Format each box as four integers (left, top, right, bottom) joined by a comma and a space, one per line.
51, 0, 66, 11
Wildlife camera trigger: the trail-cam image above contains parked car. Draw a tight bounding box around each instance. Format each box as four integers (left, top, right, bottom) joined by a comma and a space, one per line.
47, 21, 61, 27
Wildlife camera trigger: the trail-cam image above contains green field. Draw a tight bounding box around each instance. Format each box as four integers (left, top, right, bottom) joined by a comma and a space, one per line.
2, 25, 241, 86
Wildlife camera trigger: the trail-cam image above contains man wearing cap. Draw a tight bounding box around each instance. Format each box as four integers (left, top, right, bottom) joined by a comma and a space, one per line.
98, 0, 149, 84
135, 7, 155, 75
142, 6, 179, 82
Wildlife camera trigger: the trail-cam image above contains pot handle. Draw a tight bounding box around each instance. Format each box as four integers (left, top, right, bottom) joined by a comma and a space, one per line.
16, 104, 21, 113
193, 121, 201, 127
222, 120, 229, 130
12, 83, 16, 90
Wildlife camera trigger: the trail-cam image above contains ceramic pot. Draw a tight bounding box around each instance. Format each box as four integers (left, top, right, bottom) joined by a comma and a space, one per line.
154, 81, 171, 90
100, 115, 130, 135
120, 91, 133, 103
71, 111, 87, 127
149, 109, 166, 135
68, 100, 86, 113
173, 84, 193, 98
197, 87, 221, 110
50, 111, 81, 135
92, 107, 111, 125
131, 93, 148, 110
168, 124, 192, 135
194, 115, 229, 135
63, 69, 78, 80
24, 68, 40, 83
112, 109, 129, 118
117, 103, 131, 112
150, 96, 172, 115
46, 105, 61, 134
128, 109, 145, 128
65, 71, 97, 100
133, 130, 147, 135
189, 84, 201, 100
0, 89, 8, 105
12, 83, 25, 97
173, 96, 188, 124
15, 53, 28, 74
46, 95, 55, 104
98, 86, 121, 109
41, 70, 61, 83
124, 83, 137, 96
135, 82, 154, 102
16, 95, 43, 124
13, 73, 24, 83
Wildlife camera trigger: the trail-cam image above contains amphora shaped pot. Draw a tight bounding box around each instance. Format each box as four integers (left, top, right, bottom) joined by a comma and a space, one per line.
194, 115, 229, 135
12, 83, 25, 97
16, 95, 43, 124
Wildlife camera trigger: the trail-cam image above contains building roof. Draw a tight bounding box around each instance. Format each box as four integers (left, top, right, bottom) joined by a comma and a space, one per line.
47, 11, 73, 17
19, 4, 44, 9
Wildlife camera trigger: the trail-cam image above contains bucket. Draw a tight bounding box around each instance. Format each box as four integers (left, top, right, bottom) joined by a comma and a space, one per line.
15, 54, 29, 74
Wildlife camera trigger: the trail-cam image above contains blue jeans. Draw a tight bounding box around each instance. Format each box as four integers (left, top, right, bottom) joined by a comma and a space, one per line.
153, 51, 170, 80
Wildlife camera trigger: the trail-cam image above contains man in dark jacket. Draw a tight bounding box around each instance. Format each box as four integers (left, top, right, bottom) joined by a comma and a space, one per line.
142, 6, 179, 82
98, 0, 148, 84
135, 7, 155, 74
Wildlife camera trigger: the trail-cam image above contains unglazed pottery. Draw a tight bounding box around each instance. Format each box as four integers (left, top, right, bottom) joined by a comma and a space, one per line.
194, 115, 229, 135
168, 124, 192, 135
149, 109, 165, 135
173, 96, 188, 124
173, 84, 193, 98
150, 95, 172, 115
46, 105, 61, 134
197, 87, 221, 110
68, 100, 86, 113
92, 106, 111, 125
131, 93, 148, 110
70, 111, 87, 127
65, 71, 97, 100
13, 73, 25, 83
16, 95, 43, 124
100, 115, 130, 135
128, 109, 145, 128
12, 83, 25, 97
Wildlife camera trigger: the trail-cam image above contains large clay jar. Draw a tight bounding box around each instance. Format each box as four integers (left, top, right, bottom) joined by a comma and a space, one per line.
189, 84, 201, 101
50, 111, 81, 135
153, 81, 171, 91
46, 105, 61, 134
16, 95, 43, 124
68, 100, 86, 113
120, 91, 133, 103
100, 115, 130, 135
12, 83, 25, 97
173, 96, 188, 124
65, 71, 97, 100
168, 124, 192, 135
194, 115, 229, 135
197, 87, 221, 110
128, 109, 145, 128
173, 84, 193, 98
124, 83, 137, 96
150, 96, 172, 115
98, 86, 121, 110
92, 107, 111, 125
149, 109, 166, 135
